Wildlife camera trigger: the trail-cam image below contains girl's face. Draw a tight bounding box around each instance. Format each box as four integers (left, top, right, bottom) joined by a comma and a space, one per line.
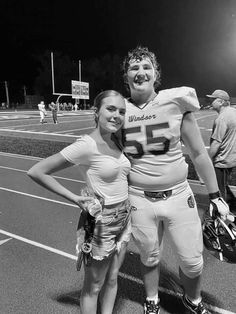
126, 57, 157, 93
97, 95, 126, 133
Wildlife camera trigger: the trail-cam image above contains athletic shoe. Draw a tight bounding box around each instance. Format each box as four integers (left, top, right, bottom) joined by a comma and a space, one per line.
182, 294, 211, 314
144, 299, 160, 314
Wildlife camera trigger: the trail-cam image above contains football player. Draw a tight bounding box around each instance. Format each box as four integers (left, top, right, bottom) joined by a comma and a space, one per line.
38, 100, 47, 124
121, 46, 229, 314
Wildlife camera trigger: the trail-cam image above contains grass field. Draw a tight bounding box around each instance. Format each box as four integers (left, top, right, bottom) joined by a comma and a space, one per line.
0, 136, 69, 158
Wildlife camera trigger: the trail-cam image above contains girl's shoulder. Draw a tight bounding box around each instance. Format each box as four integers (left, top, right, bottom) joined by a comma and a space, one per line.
60, 134, 97, 164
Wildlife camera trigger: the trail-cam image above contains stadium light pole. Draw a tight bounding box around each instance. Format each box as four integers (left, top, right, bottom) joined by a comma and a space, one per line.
23, 85, 27, 97
51, 52, 55, 94
79, 60, 86, 108
4, 81, 10, 108
79, 60, 81, 81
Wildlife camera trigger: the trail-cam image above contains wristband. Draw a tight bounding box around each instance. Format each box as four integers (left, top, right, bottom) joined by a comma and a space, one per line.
209, 191, 220, 200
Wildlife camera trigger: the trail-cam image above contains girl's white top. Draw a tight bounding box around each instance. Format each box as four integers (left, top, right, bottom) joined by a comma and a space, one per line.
60, 135, 131, 205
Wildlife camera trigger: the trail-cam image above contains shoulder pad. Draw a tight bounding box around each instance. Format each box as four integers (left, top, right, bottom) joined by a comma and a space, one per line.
161, 86, 200, 113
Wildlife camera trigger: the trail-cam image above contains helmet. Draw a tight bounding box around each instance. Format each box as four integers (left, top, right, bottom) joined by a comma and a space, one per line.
202, 211, 236, 263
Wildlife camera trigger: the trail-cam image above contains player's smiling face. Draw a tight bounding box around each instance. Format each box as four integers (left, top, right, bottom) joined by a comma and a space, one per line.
126, 57, 157, 93
97, 95, 126, 134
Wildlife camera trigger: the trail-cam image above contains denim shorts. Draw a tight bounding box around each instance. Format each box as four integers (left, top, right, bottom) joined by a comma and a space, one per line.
89, 199, 131, 260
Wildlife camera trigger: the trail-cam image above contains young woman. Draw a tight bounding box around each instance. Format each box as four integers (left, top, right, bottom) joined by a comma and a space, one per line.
27, 90, 131, 314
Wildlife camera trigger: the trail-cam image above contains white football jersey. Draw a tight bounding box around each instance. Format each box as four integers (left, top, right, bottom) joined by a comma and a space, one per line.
123, 86, 200, 191
38, 103, 45, 111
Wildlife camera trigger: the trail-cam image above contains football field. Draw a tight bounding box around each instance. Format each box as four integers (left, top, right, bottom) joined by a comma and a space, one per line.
0, 109, 235, 314
0, 109, 216, 145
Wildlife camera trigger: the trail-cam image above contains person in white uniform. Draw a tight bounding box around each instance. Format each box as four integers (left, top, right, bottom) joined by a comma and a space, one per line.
120, 46, 229, 314
38, 100, 47, 124
28, 90, 131, 314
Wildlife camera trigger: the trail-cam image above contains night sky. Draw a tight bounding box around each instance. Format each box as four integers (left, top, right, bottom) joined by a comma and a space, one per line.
1, 0, 236, 101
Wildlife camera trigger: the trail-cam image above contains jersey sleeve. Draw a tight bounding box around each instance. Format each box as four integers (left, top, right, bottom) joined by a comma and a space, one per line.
60, 136, 92, 165
170, 86, 200, 114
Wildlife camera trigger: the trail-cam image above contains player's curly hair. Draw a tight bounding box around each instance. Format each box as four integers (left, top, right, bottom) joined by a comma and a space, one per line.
122, 46, 161, 92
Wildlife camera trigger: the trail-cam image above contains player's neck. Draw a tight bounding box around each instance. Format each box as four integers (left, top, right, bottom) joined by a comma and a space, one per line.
130, 90, 157, 107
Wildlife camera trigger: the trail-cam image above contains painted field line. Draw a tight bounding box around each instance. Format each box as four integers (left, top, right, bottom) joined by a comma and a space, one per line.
0, 165, 84, 184
195, 113, 216, 121
0, 229, 77, 260
54, 126, 94, 133
0, 152, 42, 160
0, 129, 79, 138
0, 238, 12, 245
0, 117, 93, 129
0, 186, 78, 208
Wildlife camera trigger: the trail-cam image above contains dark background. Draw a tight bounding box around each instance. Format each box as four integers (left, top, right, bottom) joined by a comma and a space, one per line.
1, 0, 236, 104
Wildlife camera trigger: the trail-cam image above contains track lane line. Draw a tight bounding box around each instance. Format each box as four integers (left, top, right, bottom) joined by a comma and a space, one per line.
0, 129, 79, 137
0, 165, 84, 184
0, 186, 78, 207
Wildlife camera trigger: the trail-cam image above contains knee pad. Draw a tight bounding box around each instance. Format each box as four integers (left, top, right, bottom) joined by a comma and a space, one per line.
179, 256, 203, 279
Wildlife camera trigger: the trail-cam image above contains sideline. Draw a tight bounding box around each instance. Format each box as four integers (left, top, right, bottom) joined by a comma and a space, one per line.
0, 117, 93, 129
0, 128, 90, 137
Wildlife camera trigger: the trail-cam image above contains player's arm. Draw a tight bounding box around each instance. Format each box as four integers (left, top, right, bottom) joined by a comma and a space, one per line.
27, 153, 92, 206
181, 112, 229, 218
209, 139, 221, 160
181, 112, 218, 192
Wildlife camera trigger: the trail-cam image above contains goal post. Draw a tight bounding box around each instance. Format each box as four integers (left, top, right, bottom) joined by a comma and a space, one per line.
50, 51, 73, 99
50, 52, 89, 108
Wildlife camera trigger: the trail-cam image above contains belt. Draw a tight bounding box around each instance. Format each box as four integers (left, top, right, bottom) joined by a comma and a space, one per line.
144, 190, 172, 200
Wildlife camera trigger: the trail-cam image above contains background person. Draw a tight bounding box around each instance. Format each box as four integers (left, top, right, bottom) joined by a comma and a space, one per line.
120, 46, 229, 314
74, 102, 78, 111
28, 90, 131, 314
206, 89, 236, 214
49, 101, 58, 124
38, 100, 47, 124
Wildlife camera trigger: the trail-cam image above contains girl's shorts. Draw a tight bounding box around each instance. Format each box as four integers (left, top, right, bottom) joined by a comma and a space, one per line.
78, 199, 131, 261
